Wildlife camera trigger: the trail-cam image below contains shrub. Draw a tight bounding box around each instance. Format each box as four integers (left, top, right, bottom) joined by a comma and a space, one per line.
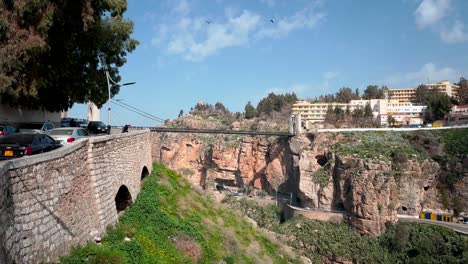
311, 168, 330, 189
391, 151, 408, 164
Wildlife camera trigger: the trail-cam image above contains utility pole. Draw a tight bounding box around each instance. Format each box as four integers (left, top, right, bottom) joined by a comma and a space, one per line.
98, 53, 135, 133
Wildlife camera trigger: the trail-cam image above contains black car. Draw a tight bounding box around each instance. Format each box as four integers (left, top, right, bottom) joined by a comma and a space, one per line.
87, 121, 108, 134
0, 134, 62, 160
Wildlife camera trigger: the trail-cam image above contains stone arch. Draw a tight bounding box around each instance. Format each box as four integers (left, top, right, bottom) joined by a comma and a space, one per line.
115, 185, 132, 214
141, 166, 149, 181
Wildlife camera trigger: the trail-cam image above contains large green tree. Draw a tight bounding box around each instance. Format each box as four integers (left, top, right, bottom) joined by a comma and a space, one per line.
363, 85, 387, 99
458, 77, 468, 105
244, 101, 256, 119
415, 85, 430, 104
0, 0, 138, 111
424, 92, 452, 123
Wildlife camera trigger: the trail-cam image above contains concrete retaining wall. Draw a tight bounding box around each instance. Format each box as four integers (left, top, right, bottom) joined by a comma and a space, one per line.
0, 131, 152, 263
283, 205, 346, 224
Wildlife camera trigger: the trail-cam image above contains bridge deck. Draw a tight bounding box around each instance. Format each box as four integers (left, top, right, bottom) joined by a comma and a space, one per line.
149, 127, 293, 137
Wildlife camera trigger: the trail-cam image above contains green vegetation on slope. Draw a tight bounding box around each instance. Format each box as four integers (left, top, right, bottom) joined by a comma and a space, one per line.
332, 129, 468, 163
59, 164, 296, 264
332, 131, 428, 162
225, 198, 468, 263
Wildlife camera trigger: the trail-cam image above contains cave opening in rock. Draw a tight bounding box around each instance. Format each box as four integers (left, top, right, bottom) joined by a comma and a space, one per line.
315, 155, 328, 167
115, 185, 132, 214
141, 166, 149, 181
215, 179, 237, 187
336, 202, 345, 211
401, 206, 407, 211
423, 185, 429, 191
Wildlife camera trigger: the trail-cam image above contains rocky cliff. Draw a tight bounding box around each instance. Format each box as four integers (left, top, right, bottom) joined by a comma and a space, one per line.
152, 133, 295, 193
151, 129, 467, 236
292, 133, 442, 235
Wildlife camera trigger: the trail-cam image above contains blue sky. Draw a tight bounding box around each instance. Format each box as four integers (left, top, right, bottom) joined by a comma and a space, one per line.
69, 0, 468, 126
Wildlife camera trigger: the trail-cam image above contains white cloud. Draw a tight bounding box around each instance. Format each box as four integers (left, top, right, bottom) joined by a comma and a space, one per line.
384, 63, 461, 87
152, 1, 325, 61
257, 6, 324, 39
440, 20, 468, 43
414, 0, 451, 28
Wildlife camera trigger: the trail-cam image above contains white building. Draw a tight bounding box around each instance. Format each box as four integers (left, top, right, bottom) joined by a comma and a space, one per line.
292, 98, 426, 129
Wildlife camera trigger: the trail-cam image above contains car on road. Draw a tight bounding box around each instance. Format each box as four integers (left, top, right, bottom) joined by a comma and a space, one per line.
87, 121, 108, 134
0, 124, 17, 137
0, 134, 62, 160
18, 122, 55, 134
48, 128, 90, 144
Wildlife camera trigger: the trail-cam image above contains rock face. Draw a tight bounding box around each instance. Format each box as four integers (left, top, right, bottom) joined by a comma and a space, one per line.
153, 131, 461, 236
293, 133, 442, 235
152, 133, 294, 193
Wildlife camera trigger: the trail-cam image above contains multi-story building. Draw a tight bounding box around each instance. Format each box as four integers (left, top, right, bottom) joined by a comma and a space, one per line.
449, 105, 468, 126
292, 98, 425, 129
291, 100, 349, 125
387, 81, 459, 103
387, 88, 417, 102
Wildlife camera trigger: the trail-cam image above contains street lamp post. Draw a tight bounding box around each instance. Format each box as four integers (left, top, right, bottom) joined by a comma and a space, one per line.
99, 54, 135, 133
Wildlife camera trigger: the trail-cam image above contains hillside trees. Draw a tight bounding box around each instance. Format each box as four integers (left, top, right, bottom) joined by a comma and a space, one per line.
363, 85, 388, 99
244, 101, 256, 119
256, 93, 297, 116
424, 93, 452, 123
335, 87, 360, 103
0, 0, 138, 111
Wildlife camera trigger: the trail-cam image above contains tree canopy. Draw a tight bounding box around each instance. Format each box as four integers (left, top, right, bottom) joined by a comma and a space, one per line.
363, 85, 388, 99
244, 101, 256, 119
335, 87, 360, 103
458, 77, 468, 105
256, 92, 297, 116
0, 0, 138, 111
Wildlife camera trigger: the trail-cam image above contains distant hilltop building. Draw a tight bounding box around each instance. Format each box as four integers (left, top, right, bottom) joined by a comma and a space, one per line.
290, 81, 461, 129
387, 81, 459, 103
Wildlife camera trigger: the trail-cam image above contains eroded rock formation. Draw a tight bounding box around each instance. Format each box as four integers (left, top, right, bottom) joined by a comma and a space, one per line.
152, 131, 464, 236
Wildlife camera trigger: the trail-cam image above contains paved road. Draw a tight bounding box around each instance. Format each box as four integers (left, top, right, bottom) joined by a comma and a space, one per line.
398, 217, 468, 235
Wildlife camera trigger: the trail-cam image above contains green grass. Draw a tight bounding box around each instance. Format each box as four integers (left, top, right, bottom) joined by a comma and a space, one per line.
276, 216, 468, 264
332, 131, 428, 162
58, 164, 293, 264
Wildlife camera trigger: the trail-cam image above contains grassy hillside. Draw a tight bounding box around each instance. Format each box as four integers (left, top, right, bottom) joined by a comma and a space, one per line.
59, 164, 297, 264
332, 128, 468, 163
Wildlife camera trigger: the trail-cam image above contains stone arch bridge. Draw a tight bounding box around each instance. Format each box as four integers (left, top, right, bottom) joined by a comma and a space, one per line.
0, 131, 154, 264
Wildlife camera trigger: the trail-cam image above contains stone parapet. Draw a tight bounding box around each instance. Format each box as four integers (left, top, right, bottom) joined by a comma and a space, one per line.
0, 131, 152, 263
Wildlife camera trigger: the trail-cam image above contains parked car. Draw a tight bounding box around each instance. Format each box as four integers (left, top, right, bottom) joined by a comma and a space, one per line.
0, 134, 62, 160
17, 122, 55, 134
0, 124, 17, 137
48, 128, 90, 144
61, 118, 72, 127
87, 121, 108, 134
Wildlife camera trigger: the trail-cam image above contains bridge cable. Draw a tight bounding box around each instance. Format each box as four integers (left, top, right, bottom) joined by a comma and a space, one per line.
111, 99, 166, 123
111, 100, 165, 124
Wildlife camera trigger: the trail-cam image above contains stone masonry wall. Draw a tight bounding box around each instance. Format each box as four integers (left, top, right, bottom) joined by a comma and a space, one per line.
0, 130, 152, 264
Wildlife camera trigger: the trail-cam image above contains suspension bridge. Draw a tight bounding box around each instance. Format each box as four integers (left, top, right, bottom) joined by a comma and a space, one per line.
109, 99, 295, 137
